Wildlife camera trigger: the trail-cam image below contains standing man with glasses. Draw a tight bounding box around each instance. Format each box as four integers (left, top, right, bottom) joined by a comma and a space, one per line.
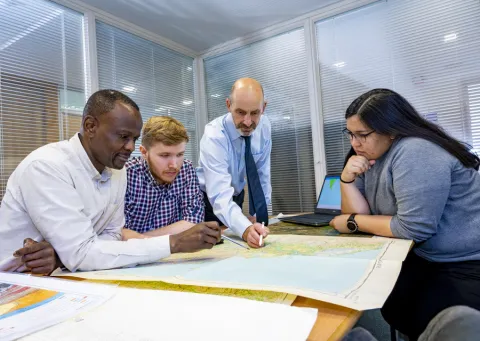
197, 78, 271, 248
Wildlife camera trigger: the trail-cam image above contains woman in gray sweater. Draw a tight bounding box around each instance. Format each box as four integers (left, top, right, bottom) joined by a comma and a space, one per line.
329, 89, 480, 340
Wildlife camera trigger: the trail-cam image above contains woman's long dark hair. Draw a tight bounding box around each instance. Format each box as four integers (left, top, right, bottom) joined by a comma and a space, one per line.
343, 88, 480, 170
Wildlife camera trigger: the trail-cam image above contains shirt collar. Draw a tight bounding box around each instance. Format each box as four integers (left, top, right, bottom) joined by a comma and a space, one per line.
140, 157, 157, 185
70, 133, 112, 182
224, 112, 242, 142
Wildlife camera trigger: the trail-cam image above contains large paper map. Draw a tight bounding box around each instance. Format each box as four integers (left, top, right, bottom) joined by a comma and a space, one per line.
55, 235, 412, 310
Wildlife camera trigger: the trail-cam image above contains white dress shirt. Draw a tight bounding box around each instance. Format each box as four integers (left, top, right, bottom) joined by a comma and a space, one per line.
0, 133, 171, 272
196, 113, 272, 237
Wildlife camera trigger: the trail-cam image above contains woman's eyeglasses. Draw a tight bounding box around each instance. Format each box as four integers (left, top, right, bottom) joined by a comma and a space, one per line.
342, 128, 375, 143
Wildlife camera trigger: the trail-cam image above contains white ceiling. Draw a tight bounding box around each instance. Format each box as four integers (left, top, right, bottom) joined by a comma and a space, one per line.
80, 0, 342, 52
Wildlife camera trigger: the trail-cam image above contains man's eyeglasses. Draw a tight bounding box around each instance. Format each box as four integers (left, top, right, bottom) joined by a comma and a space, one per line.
342, 128, 375, 143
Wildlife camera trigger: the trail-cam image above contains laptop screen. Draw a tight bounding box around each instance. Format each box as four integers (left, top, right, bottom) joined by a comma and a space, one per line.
316, 175, 341, 210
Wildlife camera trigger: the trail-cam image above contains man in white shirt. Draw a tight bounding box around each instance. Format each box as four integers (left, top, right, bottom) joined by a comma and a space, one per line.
0, 90, 221, 273
197, 78, 271, 248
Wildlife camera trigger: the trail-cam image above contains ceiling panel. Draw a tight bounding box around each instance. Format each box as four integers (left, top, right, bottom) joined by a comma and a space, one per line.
80, 0, 342, 52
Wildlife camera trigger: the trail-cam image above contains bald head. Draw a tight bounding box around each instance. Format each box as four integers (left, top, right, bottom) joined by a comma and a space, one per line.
227, 78, 267, 136
229, 78, 264, 103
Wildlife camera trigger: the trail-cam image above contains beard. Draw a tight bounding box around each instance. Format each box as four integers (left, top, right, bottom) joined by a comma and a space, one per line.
236, 122, 257, 136
146, 156, 179, 185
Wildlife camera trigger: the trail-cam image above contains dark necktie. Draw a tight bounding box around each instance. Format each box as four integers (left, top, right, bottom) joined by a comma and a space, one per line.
243, 135, 268, 226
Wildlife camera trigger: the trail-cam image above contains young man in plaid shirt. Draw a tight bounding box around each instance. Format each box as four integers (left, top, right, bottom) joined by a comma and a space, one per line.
122, 116, 205, 239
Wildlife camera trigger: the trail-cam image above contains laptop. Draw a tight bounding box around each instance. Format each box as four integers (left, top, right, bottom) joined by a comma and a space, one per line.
279, 175, 341, 227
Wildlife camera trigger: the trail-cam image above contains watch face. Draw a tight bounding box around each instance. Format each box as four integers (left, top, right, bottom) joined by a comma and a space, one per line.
347, 221, 357, 232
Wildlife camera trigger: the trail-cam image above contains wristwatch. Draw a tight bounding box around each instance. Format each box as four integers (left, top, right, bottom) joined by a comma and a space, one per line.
347, 214, 359, 233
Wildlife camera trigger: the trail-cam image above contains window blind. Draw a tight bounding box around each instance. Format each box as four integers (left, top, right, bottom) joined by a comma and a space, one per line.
0, 0, 85, 199
316, 0, 480, 173
204, 28, 316, 214
96, 22, 197, 163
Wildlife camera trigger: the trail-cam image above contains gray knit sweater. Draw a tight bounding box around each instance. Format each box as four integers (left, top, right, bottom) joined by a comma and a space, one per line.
355, 137, 480, 262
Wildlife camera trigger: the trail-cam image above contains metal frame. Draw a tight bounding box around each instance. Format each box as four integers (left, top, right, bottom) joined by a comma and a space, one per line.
83, 10, 99, 97
193, 57, 208, 162
304, 18, 326, 196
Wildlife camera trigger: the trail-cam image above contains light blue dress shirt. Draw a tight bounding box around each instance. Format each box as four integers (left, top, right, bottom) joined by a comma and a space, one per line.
197, 113, 272, 237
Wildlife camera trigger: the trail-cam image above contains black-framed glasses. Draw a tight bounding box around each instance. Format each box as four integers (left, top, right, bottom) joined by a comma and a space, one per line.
342, 128, 375, 143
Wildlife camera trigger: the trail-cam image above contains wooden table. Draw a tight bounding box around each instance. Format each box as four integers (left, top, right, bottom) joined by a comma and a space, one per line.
295, 297, 361, 341
269, 221, 362, 341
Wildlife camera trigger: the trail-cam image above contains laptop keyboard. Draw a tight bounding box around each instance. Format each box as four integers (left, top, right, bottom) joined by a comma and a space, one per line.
290, 213, 334, 221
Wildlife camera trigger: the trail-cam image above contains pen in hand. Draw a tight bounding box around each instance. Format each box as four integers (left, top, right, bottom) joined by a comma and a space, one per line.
259, 222, 264, 247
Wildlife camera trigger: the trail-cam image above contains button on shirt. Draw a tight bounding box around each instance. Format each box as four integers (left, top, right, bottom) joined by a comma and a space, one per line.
0, 133, 171, 272
196, 113, 272, 237
125, 157, 204, 233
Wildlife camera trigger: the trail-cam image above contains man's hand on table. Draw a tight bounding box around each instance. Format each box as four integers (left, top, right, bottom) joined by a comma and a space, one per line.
169, 221, 222, 253
13, 238, 61, 275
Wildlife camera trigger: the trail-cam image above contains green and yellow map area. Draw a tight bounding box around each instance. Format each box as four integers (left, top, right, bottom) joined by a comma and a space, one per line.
88, 279, 296, 305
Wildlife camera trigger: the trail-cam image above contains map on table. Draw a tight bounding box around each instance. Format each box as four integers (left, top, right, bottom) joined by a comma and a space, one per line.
54, 235, 412, 310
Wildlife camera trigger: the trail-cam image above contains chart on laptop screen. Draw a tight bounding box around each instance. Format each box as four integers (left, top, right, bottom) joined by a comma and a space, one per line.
317, 176, 341, 209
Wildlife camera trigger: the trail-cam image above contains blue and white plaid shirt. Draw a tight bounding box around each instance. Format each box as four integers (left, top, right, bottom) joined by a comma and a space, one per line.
124, 157, 204, 233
